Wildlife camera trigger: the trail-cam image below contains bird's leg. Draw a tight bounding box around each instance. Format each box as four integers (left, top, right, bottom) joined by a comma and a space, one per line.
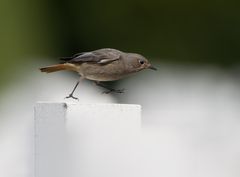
65, 81, 80, 100
95, 81, 125, 94
65, 77, 84, 100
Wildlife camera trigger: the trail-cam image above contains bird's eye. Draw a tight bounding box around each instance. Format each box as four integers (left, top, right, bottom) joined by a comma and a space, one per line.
139, 60, 145, 65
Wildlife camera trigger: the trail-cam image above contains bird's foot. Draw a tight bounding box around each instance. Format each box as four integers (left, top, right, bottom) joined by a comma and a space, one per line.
65, 93, 79, 100
102, 88, 125, 94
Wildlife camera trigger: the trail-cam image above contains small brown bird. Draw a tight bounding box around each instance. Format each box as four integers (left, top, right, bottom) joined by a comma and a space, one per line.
40, 48, 156, 99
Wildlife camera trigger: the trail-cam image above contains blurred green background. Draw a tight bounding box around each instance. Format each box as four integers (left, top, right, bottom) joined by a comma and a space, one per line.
0, 0, 239, 91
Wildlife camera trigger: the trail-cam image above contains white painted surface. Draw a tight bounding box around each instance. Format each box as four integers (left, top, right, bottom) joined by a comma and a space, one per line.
34, 103, 141, 177
2, 62, 240, 177
34, 103, 67, 177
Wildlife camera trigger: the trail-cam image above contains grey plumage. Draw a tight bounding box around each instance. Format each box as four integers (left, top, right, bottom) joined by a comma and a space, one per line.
40, 48, 156, 99
60, 48, 121, 64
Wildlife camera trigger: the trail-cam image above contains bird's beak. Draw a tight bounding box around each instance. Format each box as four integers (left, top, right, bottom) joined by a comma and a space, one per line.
148, 65, 157, 70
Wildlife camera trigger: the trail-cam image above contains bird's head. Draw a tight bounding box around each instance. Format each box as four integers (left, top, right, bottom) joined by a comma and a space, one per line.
126, 53, 157, 72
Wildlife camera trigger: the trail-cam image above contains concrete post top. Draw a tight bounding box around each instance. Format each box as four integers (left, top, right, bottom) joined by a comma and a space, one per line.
35, 102, 141, 110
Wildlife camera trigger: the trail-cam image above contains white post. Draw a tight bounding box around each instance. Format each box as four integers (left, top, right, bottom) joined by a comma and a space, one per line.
34, 102, 141, 177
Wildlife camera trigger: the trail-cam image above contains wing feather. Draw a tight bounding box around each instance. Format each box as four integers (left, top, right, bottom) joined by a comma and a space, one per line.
60, 48, 121, 64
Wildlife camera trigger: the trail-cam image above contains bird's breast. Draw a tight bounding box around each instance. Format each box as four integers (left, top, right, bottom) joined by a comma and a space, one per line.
76, 62, 131, 81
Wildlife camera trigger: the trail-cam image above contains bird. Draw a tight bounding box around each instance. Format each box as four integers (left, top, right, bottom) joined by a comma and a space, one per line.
40, 48, 157, 99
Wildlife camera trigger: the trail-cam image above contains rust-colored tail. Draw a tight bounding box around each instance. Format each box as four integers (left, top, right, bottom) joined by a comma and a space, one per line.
40, 64, 68, 73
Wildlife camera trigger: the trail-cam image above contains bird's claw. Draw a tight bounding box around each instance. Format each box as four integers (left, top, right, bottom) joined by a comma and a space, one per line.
102, 88, 125, 94
65, 94, 79, 100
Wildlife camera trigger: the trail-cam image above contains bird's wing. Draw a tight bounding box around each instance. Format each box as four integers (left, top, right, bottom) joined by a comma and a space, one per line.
60, 49, 121, 64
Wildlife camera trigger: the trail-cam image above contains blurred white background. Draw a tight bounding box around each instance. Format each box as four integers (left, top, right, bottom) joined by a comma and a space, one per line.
0, 62, 240, 177
1, 0, 240, 176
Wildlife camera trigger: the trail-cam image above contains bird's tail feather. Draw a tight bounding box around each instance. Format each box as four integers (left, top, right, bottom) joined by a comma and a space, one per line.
40, 64, 68, 73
